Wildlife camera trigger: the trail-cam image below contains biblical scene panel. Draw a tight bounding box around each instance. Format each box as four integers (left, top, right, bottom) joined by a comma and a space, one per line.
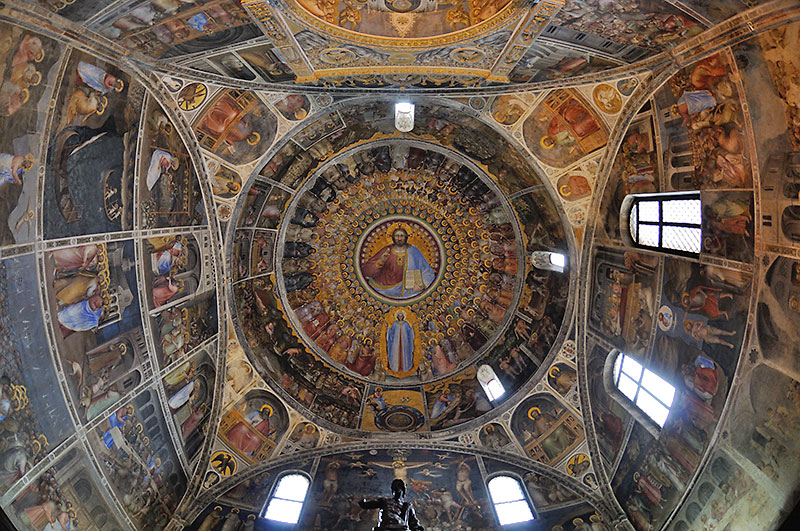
523, 88, 608, 170
610, 256, 751, 531
0, 24, 63, 246
86, 388, 187, 528
149, 290, 218, 369
143, 233, 208, 311
92, 0, 259, 60
11, 448, 124, 530
0, 255, 74, 496
588, 246, 660, 356
734, 20, 800, 249
44, 241, 146, 424
510, 393, 584, 466
586, 345, 632, 474
140, 97, 206, 229
551, 1, 704, 52
669, 447, 780, 531
192, 88, 278, 167
756, 256, 800, 375
163, 349, 216, 462
218, 389, 289, 464
303, 450, 493, 530
42, 50, 143, 239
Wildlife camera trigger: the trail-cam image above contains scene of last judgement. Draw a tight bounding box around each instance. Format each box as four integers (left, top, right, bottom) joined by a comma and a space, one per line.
2, 1, 800, 530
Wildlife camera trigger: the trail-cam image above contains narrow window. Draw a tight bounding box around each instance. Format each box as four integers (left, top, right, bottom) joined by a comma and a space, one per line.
478, 364, 506, 401
613, 353, 675, 427
623, 192, 701, 256
530, 251, 567, 273
488, 475, 535, 525
263, 473, 310, 525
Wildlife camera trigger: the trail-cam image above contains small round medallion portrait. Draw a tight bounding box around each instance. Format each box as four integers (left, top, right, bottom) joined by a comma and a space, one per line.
356, 217, 443, 303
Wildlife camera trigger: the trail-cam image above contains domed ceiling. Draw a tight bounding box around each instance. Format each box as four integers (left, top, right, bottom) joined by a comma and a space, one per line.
1, 1, 800, 531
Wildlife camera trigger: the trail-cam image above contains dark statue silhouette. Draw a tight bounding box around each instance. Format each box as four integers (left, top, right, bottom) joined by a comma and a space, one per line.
359, 479, 424, 531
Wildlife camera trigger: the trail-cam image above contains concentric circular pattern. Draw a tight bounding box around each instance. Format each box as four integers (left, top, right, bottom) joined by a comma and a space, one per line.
278, 143, 523, 385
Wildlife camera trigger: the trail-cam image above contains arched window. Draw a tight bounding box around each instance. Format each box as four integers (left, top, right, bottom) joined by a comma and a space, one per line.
487, 475, 534, 526
621, 192, 701, 256
263, 473, 310, 525
530, 251, 567, 273
611, 352, 675, 428
477, 364, 505, 401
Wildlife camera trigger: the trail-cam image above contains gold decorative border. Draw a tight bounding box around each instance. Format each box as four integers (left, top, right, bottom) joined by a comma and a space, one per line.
245, 0, 526, 50
297, 65, 496, 82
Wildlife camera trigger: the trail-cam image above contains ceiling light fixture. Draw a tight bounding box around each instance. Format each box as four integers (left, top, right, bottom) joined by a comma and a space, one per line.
395, 102, 414, 132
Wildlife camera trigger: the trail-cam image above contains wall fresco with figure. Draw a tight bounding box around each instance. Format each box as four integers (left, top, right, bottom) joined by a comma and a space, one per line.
733, 20, 800, 250
143, 233, 206, 311
523, 88, 608, 170
149, 291, 217, 369
0, 255, 74, 496
86, 388, 187, 528
44, 241, 146, 423
599, 51, 756, 265
90, 0, 259, 59
551, 1, 705, 52
586, 344, 632, 474
193, 89, 278, 167
756, 257, 800, 375
604, 256, 751, 530
511, 393, 583, 466
218, 389, 289, 463
669, 447, 781, 531
43, 50, 142, 239
139, 97, 205, 229
588, 247, 660, 355
10, 448, 124, 530
163, 349, 215, 461
0, 23, 63, 247
301, 449, 495, 530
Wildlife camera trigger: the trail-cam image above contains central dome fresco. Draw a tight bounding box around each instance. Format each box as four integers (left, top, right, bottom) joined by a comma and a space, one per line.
232, 99, 572, 436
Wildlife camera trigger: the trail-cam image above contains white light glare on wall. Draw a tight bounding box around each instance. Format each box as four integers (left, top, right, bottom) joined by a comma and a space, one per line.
395, 102, 415, 132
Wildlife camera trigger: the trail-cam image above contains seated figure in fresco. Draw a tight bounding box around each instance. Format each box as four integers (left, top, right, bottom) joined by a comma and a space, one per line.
361, 227, 435, 299
359, 479, 424, 531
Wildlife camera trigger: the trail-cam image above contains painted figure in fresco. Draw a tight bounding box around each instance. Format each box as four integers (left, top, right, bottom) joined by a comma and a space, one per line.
154, 241, 184, 275
76, 62, 124, 95
322, 459, 341, 506
57, 293, 103, 332
359, 479, 424, 531
225, 405, 273, 455
455, 460, 478, 507
168, 380, 200, 412
681, 286, 733, 320
528, 407, 573, 460
201, 96, 261, 154
430, 388, 456, 419
0, 153, 32, 188
541, 99, 600, 149
362, 228, 435, 299
152, 276, 182, 307
386, 312, 414, 374
146, 149, 178, 191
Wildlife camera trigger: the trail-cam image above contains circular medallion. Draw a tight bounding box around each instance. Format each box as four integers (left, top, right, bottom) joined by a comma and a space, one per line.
210, 450, 237, 476
592, 83, 622, 114
356, 216, 443, 304
177, 83, 207, 111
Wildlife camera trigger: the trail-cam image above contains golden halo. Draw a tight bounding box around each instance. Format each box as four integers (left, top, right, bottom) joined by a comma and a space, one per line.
260, 404, 274, 417
527, 407, 541, 420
